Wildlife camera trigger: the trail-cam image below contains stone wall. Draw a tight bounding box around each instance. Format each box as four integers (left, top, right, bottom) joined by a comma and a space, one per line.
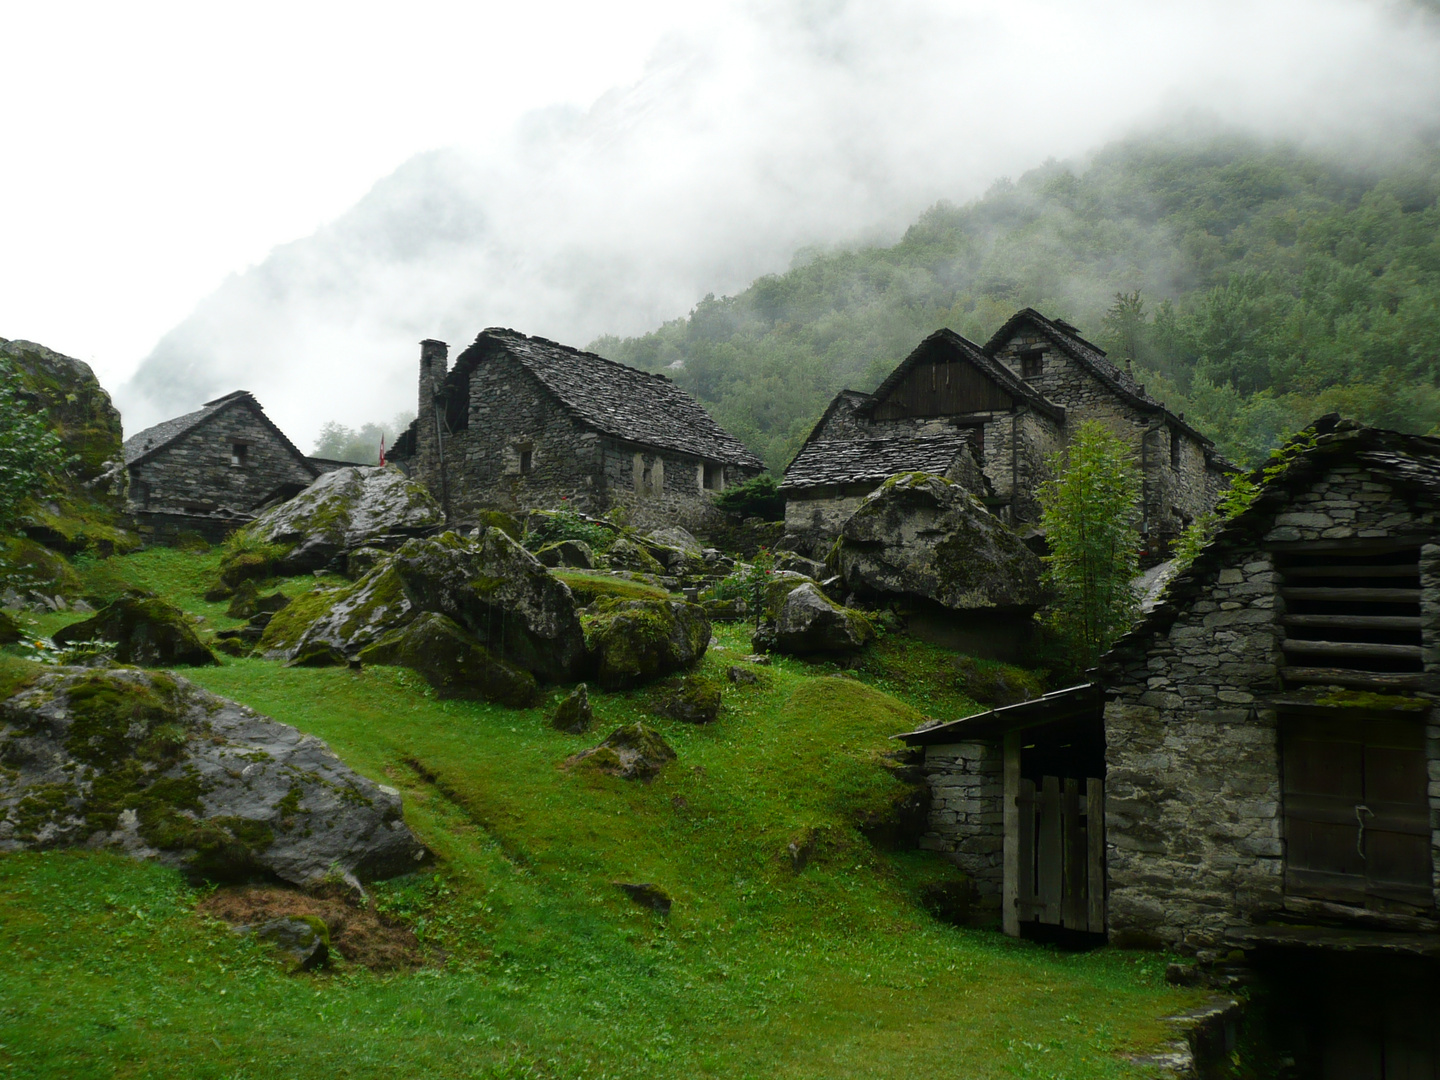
132, 509, 251, 547
784, 485, 876, 557
1101, 461, 1440, 955
128, 405, 315, 517
918, 740, 1005, 902
981, 410, 1063, 526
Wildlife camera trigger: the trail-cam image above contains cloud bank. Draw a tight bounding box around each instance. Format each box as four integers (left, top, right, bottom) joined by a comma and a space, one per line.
120, 0, 1440, 448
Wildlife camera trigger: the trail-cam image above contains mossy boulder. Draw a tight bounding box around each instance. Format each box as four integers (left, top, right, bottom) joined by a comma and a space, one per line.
358, 613, 538, 707
656, 673, 723, 724
226, 580, 261, 619
0, 667, 429, 885
954, 656, 1043, 706
0, 536, 83, 603
535, 539, 596, 570
2, 339, 123, 484
0, 609, 21, 645
344, 546, 390, 580
583, 599, 711, 690
285, 642, 350, 668
838, 473, 1043, 612
388, 530, 587, 683
753, 583, 873, 656
606, 538, 666, 576
54, 597, 218, 667
551, 684, 594, 733
476, 510, 523, 542
565, 723, 676, 781
258, 564, 414, 661
551, 570, 669, 606
246, 466, 445, 573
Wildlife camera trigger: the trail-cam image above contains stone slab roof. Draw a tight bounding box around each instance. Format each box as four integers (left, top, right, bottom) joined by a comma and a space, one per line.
123, 390, 316, 474
451, 329, 763, 469
864, 328, 1065, 423
1099, 415, 1440, 674
984, 308, 1224, 459
781, 432, 979, 492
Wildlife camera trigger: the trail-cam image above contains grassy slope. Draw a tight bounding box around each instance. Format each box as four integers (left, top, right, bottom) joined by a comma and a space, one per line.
0, 549, 1200, 1078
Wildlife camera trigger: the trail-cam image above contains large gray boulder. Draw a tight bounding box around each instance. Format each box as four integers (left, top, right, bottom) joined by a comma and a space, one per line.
753, 582, 874, 656
583, 599, 711, 689
0, 667, 429, 886
259, 530, 588, 684
837, 473, 1044, 612
247, 466, 445, 572
53, 596, 218, 667
357, 612, 538, 707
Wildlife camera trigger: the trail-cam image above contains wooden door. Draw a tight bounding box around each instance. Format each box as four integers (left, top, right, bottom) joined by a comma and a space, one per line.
1282, 712, 1433, 914
1014, 775, 1105, 932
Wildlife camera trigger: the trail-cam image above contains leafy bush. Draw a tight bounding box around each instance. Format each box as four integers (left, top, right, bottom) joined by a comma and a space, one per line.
0, 360, 75, 532
523, 510, 614, 554
712, 474, 784, 521
703, 548, 774, 622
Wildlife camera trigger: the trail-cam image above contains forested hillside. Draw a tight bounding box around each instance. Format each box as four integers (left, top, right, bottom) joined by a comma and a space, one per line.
592, 132, 1440, 471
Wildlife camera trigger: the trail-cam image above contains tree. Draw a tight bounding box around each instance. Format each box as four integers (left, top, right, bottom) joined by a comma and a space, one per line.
1038, 421, 1141, 668
312, 414, 414, 465
1101, 291, 1147, 371
0, 360, 73, 532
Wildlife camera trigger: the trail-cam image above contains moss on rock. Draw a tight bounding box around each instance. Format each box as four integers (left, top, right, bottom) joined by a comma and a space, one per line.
583, 599, 711, 690
656, 673, 723, 724
566, 722, 676, 781
54, 597, 217, 667
606, 538, 666, 576
358, 612, 538, 707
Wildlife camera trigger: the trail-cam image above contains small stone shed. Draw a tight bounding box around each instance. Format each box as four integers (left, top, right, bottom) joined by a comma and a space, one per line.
390, 330, 764, 532
898, 419, 1440, 956
123, 391, 325, 544
782, 310, 1232, 556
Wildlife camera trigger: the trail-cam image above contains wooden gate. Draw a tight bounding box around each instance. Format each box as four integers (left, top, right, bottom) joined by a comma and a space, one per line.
1014, 776, 1105, 932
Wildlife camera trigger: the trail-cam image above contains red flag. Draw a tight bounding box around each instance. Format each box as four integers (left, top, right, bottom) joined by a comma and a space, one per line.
379, 435, 386, 467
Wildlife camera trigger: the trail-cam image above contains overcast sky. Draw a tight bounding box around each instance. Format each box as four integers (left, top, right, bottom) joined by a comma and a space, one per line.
3, 0, 1438, 446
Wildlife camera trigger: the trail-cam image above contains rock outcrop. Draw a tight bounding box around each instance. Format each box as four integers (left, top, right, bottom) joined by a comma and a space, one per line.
837, 473, 1044, 612
753, 582, 874, 656
53, 596, 218, 667
358, 613, 538, 707
551, 684, 594, 733
0, 667, 429, 885
245, 466, 445, 572
656, 673, 723, 724
565, 723, 676, 781
583, 599, 711, 689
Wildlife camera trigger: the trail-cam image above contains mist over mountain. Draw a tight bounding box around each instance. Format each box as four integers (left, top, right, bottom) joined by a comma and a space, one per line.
119, 0, 1440, 449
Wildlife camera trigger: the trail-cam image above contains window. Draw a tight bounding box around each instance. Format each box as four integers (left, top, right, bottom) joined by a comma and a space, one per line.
1019, 350, 1043, 379
1169, 429, 1182, 471
231, 443, 248, 467
703, 463, 724, 491
519, 448, 533, 474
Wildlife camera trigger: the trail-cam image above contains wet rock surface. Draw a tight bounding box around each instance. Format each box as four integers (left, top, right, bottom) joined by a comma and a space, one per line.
565, 723, 677, 781
753, 583, 873, 656
583, 599, 711, 689
838, 473, 1044, 612
358, 612, 538, 707
0, 667, 429, 886
247, 466, 445, 572
550, 684, 594, 734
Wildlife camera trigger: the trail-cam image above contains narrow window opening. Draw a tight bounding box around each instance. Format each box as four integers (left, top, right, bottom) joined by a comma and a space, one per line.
519, 448, 533, 474
231, 443, 248, 467
1019, 350, 1044, 379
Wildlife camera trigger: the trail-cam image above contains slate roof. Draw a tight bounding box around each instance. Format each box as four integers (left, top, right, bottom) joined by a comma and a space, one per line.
450, 329, 763, 469
984, 308, 1224, 459
1099, 415, 1440, 677
781, 432, 980, 492
123, 390, 316, 474
864, 328, 1065, 423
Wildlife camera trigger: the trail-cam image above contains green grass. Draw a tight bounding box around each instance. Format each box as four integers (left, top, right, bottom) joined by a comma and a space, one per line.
552, 569, 672, 604
0, 548, 1202, 1078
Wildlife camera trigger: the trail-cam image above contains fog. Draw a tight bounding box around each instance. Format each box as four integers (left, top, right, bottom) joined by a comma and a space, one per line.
117, 0, 1440, 448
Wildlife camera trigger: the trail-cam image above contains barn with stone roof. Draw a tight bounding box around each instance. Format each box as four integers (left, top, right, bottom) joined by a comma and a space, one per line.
781, 310, 1234, 557
389, 329, 764, 531
123, 391, 344, 545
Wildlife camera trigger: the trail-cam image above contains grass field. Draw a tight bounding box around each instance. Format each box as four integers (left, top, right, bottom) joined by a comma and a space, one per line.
0, 548, 1201, 1078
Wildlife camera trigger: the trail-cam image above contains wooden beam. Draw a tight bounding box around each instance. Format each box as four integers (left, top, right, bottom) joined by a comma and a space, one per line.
1086, 778, 1105, 935
1283, 565, 1419, 579
1061, 778, 1084, 930
1037, 776, 1062, 926
1281, 640, 1424, 661
1280, 587, 1421, 602
1282, 667, 1433, 690
1002, 732, 1021, 938
1283, 614, 1422, 631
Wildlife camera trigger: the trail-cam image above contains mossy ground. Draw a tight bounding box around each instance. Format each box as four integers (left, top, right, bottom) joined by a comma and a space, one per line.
0, 545, 1201, 1078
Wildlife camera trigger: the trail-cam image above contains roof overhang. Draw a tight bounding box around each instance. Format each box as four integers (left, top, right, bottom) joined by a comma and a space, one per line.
894, 683, 1101, 745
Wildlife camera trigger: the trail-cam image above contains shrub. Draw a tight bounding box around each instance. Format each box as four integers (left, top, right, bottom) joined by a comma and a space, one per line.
712, 474, 784, 520
0, 359, 75, 532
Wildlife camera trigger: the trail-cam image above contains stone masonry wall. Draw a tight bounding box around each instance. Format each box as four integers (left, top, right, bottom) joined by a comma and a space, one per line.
1103, 462, 1440, 956
127, 406, 315, 517
918, 740, 1005, 902
784, 485, 878, 557
992, 331, 1218, 538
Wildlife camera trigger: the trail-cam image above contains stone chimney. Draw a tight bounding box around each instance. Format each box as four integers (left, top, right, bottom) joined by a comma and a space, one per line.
417, 339, 449, 480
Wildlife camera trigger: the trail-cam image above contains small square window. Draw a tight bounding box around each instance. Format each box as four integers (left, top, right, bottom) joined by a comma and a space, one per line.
231, 443, 248, 467
703, 463, 724, 491
1020, 351, 1043, 379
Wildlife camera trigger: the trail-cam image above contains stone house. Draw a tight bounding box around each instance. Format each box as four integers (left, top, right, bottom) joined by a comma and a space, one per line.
782, 310, 1232, 556
897, 418, 1440, 1072
123, 391, 330, 544
389, 330, 764, 532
